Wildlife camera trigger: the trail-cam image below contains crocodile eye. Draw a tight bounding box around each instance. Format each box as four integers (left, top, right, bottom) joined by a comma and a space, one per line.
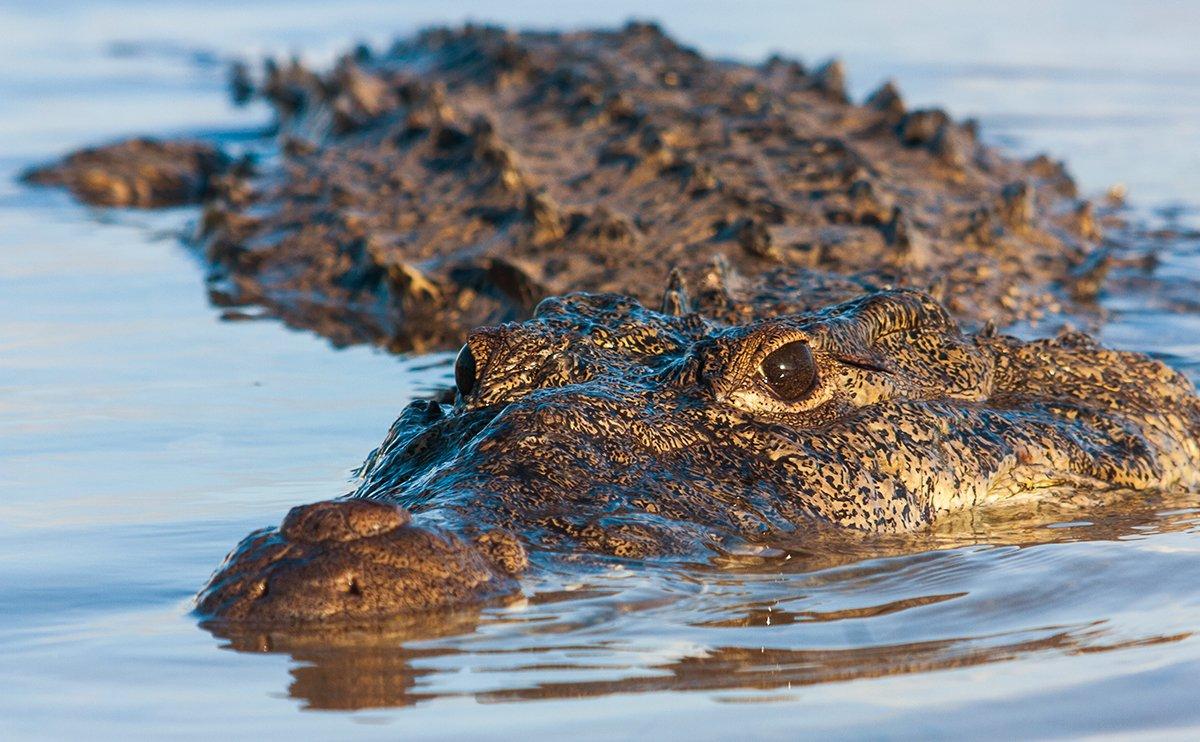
760, 341, 817, 401
454, 344, 476, 397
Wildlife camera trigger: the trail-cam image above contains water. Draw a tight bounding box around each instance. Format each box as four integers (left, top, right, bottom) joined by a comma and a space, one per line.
3, 2, 1200, 738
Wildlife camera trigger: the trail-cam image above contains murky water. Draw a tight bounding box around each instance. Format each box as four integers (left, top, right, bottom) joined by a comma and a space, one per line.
3, 2, 1200, 738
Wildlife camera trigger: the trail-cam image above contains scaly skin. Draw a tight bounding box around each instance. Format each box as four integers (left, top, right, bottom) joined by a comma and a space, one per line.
197, 289, 1200, 625
27, 24, 1113, 351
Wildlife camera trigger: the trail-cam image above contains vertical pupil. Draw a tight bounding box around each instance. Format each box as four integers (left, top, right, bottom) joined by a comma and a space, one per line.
455, 345, 476, 397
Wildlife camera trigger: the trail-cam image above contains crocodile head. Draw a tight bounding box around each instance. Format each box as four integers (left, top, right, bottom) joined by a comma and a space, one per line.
197, 289, 1200, 625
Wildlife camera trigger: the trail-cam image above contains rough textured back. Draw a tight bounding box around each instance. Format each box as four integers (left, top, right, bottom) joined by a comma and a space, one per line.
194, 24, 1107, 349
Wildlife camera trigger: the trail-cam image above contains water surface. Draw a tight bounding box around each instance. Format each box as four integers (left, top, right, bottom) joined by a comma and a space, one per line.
3, 2, 1200, 738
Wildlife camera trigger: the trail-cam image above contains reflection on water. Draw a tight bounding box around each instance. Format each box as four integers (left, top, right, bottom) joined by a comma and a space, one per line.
4, 1, 1200, 738
227, 620, 1191, 711
207, 494, 1200, 712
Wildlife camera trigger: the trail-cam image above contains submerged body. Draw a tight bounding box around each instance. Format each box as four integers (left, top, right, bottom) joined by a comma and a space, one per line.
198, 288, 1200, 625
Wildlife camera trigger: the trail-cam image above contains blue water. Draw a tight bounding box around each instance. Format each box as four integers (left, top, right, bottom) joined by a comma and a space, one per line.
3, 2, 1200, 738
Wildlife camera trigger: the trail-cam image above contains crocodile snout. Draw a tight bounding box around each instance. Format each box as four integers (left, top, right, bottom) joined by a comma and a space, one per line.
196, 499, 525, 626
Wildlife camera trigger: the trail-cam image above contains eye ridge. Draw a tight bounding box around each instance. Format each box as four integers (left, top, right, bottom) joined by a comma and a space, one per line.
760, 340, 818, 401
454, 344, 477, 397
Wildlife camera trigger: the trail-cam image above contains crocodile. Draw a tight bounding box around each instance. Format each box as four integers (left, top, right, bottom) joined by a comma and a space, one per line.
16, 21, 1196, 630
23, 23, 1119, 352
197, 285, 1200, 626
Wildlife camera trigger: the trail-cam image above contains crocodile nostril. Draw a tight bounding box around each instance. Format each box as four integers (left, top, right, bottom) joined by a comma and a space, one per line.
347, 578, 363, 597
280, 500, 411, 543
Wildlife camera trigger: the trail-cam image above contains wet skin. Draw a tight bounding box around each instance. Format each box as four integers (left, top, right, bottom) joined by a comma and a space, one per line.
26, 24, 1113, 352
197, 289, 1200, 626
